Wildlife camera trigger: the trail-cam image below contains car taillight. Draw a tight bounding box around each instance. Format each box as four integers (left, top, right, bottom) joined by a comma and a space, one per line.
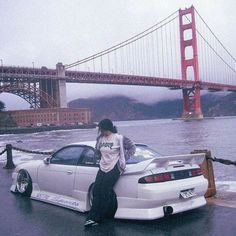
190, 168, 202, 177
139, 173, 174, 183
138, 168, 202, 184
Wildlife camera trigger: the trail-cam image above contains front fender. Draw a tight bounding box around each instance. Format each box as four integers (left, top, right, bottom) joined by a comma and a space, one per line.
10, 160, 43, 193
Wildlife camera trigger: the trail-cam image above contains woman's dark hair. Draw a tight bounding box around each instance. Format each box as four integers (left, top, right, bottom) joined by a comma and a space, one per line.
98, 118, 117, 133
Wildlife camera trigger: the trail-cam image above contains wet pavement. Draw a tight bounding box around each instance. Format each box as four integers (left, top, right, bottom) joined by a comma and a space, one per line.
1, 164, 236, 236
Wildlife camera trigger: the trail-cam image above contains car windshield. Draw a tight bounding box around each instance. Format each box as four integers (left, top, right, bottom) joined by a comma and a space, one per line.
126, 145, 162, 164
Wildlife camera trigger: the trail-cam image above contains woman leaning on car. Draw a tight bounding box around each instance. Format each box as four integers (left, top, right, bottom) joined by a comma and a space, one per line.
84, 118, 136, 227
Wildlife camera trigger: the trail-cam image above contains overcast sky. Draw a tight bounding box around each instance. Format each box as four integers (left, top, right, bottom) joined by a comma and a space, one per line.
0, 0, 235, 110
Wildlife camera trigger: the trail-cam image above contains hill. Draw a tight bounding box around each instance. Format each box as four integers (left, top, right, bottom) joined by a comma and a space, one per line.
68, 93, 236, 121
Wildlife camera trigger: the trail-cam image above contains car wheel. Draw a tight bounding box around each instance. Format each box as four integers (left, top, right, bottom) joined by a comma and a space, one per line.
16, 170, 32, 197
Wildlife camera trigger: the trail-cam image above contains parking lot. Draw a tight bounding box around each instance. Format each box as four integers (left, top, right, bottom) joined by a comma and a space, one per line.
1, 164, 236, 236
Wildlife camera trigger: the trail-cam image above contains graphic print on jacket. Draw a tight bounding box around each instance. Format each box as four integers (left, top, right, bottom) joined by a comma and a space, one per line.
99, 133, 121, 173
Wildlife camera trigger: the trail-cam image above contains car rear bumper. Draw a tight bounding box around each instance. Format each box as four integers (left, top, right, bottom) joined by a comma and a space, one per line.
114, 176, 208, 220
138, 175, 208, 199
115, 196, 206, 220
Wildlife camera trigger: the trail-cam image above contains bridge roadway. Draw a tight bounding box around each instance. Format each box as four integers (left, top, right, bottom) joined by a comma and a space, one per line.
1, 66, 236, 92
1, 163, 236, 236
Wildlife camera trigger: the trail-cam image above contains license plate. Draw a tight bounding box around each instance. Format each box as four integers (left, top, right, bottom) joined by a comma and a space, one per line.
180, 189, 196, 199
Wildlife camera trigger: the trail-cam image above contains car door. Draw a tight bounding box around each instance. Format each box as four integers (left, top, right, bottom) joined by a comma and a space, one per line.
74, 147, 99, 194
38, 145, 85, 197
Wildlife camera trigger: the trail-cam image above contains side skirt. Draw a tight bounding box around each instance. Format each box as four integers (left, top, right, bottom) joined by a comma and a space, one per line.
31, 190, 85, 212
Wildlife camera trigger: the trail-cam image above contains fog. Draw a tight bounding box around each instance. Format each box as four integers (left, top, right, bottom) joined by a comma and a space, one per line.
0, 0, 235, 110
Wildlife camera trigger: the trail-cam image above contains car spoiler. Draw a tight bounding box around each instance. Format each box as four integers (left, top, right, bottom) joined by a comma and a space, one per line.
124, 153, 206, 174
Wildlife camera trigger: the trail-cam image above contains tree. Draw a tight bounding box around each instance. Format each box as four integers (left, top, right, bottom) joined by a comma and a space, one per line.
0, 101, 17, 127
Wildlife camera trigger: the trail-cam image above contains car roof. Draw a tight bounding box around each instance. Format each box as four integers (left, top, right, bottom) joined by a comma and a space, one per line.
69, 141, 96, 148
68, 141, 147, 148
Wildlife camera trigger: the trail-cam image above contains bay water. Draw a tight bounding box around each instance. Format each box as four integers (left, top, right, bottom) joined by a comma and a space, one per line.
0, 117, 235, 190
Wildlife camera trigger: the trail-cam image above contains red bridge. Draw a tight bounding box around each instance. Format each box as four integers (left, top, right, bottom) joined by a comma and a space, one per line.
0, 6, 235, 119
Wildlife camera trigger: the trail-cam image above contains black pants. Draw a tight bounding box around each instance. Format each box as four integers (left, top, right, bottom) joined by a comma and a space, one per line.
87, 164, 120, 222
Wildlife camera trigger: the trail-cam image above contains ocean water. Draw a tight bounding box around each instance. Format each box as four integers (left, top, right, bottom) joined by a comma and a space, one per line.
0, 117, 235, 191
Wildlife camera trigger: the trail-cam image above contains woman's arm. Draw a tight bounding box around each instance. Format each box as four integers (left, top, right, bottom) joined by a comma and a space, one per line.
123, 136, 136, 161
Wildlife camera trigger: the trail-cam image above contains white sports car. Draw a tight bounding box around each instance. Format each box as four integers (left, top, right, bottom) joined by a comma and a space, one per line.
11, 141, 208, 220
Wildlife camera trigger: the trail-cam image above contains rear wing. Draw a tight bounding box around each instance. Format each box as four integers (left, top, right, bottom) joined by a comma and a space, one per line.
152, 153, 206, 168
124, 153, 206, 174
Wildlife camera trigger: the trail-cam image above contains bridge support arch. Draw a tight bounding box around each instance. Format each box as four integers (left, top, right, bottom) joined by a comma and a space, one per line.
0, 83, 56, 108
179, 6, 203, 119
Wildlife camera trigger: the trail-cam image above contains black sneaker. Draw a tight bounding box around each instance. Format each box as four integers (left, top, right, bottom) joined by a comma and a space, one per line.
84, 219, 99, 227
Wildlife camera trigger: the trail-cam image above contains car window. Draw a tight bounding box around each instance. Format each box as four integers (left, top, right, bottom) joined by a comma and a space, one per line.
80, 148, 99, 166
126, 145, 162, 164
50, 146, 85, 166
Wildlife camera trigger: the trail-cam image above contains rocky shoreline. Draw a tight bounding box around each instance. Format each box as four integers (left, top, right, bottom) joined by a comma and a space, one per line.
0, 123, 97, 135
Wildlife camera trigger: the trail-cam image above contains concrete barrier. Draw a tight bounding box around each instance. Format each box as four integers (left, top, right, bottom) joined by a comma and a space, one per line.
191, 149, 216, 198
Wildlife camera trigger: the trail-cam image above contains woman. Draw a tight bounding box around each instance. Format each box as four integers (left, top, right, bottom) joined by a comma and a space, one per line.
84, 118, 136, 227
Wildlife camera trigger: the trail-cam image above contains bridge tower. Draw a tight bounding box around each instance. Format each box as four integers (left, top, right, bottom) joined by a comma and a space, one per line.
179, 6, 203, 119
39, 63, 67, 108
55, 62, 67, 108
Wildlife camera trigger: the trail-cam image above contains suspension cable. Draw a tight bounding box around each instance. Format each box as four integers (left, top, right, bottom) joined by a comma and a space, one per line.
65, 10, 178, 69
194, 8, 236, 62
183, 14, 236, 75
66, 16, 178, 69
196, 29, 236, 74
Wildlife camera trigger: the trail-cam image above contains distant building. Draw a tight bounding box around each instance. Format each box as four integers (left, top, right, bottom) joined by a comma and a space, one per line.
6, 108, 91, 127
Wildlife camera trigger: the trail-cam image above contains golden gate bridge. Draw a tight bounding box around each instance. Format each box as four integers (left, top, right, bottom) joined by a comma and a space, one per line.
0, 6, 235, 119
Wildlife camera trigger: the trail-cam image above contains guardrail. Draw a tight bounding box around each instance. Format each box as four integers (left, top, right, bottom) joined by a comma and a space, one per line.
0, 144, 54, 169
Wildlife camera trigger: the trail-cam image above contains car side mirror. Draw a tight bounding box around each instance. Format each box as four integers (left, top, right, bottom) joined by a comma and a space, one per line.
43, 157, 51, 165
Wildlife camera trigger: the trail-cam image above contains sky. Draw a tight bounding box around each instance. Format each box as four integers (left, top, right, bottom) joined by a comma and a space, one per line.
0, 0, 235, 110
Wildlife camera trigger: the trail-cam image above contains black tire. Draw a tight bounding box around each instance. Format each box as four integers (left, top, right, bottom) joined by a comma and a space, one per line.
16, 170, 32, 197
